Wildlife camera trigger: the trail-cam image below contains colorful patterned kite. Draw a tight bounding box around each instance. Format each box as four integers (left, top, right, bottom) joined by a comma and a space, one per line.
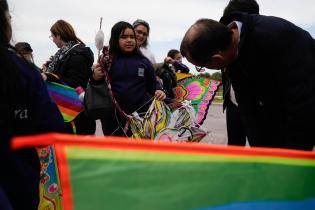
175, 72, 193, 81
46, 82, 83, 122
130, 99, 207, 142
37, 146, 62, 210
143, 99, 172, 139
173, 74, 221, 125
12, 134, 315, 210
154, 101, 208, 142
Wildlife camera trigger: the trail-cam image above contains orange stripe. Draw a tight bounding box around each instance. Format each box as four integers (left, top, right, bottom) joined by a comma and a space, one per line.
58, 106, 78, 117
55, 144, 73, 210
11, 133, 315, 160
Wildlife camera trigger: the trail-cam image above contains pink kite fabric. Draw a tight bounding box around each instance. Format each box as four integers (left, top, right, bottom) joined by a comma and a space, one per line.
173, 76, 221, 125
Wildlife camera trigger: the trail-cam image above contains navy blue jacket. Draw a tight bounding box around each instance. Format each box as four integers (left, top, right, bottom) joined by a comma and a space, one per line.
0, 49, 64, 210
6, 51, 65, 134
220, 13, 315, 150
109, 54, 162, 114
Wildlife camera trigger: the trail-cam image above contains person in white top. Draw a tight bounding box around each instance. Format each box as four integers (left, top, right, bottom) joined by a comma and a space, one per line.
133, 19, 156, 64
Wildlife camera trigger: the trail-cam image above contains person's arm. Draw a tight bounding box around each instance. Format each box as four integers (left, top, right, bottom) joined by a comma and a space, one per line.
89, 63, 106, 85
169, 69, 177, 88
59, 55, 91, 88
41, 72, 61, 83
173, 61, 190, 73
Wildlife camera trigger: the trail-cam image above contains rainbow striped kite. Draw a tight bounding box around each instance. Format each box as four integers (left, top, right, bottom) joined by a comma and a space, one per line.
12, 134, 315, 210
46, 82, 83, 122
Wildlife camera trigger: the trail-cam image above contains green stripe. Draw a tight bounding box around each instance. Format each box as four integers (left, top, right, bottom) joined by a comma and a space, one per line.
65, 147, 315, 167
49, 82, 75, 91
68, 158, 315, 210
60, 112, 75, 122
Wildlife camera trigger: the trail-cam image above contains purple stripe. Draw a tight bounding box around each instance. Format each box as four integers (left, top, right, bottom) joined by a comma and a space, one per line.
49, 90, 82, 108
47, 84, 78, 100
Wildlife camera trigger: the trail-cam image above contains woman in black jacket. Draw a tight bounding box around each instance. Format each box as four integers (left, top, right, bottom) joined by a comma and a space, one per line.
42, 19, 96, 134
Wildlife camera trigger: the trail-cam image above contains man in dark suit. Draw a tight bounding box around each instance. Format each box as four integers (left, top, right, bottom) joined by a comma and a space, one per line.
180, 13, 315, 150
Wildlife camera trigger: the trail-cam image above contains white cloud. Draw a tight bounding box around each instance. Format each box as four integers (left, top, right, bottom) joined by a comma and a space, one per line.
260, 0, 315, 27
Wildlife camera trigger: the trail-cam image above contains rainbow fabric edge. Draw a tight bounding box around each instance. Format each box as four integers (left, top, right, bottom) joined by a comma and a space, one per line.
12, 134, 315, 210
46, 82, 83, 122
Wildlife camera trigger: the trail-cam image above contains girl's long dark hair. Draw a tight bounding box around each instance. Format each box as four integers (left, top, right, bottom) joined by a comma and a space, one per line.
109, 21, 142, 58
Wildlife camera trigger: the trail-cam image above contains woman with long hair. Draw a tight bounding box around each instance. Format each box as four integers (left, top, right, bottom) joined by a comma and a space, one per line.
133, 19, 156, 64
42, 19, 96, 134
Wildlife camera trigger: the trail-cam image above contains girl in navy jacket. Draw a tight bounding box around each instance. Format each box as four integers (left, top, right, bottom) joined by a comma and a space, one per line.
92, 21, 165, 136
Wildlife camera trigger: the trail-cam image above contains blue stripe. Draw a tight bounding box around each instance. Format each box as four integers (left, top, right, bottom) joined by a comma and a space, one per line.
193, 198, 315, 210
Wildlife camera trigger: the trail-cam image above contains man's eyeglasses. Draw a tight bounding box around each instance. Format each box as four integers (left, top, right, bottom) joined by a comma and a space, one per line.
195, 65, 205, 72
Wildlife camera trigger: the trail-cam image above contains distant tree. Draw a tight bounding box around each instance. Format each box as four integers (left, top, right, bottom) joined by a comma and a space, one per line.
211, 71, 222, 82
198, 72, 211, 79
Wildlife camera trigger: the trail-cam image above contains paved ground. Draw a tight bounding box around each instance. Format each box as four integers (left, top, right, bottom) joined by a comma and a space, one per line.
200, 103, 227, 145
95, 103, 228, 145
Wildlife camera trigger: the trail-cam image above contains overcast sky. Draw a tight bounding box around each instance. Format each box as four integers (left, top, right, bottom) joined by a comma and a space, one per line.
9, 0, 315, 74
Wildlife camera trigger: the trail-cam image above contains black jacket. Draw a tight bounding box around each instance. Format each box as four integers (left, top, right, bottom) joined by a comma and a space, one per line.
46, 44, 96, 134
48, 44, 94, 89
154, 62, 177, 101
220, 13, 315, 150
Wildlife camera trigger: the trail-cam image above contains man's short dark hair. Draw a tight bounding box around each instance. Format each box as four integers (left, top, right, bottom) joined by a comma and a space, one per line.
180, 19, 232, 65
223, 0, 259, 16
167, 49, 180, 59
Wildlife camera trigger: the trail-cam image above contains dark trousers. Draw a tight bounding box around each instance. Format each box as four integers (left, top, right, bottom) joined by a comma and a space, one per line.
226, 100, 247, 146
65, 112, 96, 134
100, 110, 130, 136
101, 104, 150, 137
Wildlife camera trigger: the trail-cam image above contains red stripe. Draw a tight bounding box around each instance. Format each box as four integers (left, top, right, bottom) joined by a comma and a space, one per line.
58, 106, 79, 118
56, 100, 83, 112
11, 133, 315, 160
55, 145, 73, 210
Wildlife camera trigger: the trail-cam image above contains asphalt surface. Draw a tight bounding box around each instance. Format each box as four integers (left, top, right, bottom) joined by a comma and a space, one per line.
95, 103, 228, 145
200, 103, 227, 145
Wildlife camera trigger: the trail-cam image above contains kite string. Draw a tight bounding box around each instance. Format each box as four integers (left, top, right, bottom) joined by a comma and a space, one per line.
110, 96, 155, 137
